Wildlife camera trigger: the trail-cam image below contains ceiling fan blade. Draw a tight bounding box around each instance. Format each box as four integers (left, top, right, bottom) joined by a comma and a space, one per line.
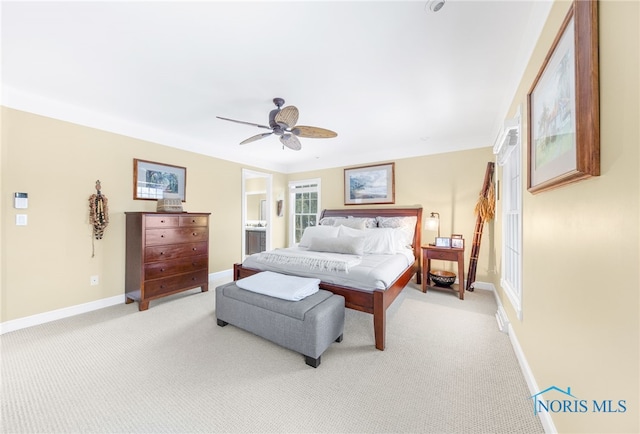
216, 116, 272, 130
291, 125, 338, 139
240, 132, 272, 145
275, 106, 299, 129
280, 133, 302, 151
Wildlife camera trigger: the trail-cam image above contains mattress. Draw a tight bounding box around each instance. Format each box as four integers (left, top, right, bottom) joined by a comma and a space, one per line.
242, 247, 415, 291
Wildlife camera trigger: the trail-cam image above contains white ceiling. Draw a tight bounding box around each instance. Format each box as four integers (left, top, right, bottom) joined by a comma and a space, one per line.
1, 1, 552, 173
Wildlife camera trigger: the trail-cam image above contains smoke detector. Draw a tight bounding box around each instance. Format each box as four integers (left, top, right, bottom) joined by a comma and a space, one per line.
426, 0, 446, 12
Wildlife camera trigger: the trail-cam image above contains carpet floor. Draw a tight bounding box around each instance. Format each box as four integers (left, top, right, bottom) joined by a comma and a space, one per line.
1, 278, 544, 433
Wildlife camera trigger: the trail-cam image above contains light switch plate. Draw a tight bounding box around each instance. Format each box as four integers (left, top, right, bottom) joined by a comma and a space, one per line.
16, 214, 28, 226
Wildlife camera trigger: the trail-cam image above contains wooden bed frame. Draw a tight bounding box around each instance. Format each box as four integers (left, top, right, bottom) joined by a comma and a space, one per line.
233, 206, 423, 351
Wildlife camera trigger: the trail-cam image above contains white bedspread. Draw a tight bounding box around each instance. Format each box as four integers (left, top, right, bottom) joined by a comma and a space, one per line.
236, 271, 320, 301
255, 248, 361, 273
243, 247, 415, 292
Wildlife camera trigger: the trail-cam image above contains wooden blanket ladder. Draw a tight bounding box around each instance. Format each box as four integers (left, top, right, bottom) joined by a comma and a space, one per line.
466, 162, 495, 291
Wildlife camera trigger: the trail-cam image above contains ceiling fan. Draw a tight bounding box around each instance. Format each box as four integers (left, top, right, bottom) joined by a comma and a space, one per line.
216, 98, 337, 151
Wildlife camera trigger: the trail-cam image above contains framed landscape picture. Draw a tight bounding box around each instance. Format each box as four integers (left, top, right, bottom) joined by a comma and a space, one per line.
344, 162, 395, 205
133, 158, 186, 201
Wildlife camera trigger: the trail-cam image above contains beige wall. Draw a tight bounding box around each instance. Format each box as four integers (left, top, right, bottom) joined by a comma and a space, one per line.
288, 148, 498, 281
0, 108, 287, 322
493, 1, 639, 432
1, 107, 496, 322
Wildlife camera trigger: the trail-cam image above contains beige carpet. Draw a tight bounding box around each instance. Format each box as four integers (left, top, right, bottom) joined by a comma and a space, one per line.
1, 278, 544, 433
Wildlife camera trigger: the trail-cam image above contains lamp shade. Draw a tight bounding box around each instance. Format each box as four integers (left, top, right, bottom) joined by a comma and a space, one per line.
425, 217, 439, 231
425, 212, 440, 239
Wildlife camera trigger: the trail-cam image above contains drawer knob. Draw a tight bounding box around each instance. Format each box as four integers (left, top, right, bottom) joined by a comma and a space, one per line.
192, 277, 197, 281
192, 247, 197, 251
160, 251, 164, 255
160, 285, 165, 289
192, 232, 197, 236
192, 219, 196, 223
160, 268, 165, 272
161, 234, 165, 238
160, 220, 165, 223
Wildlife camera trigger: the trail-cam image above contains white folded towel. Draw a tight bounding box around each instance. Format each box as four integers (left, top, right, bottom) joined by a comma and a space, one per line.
236, 271, 320, 301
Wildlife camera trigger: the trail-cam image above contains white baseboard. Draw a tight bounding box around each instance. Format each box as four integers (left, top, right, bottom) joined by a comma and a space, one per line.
0, 294, 124, 335
481, 280, 556, 433
470, 281, 493, 291
209, 269, 233, 282
507, 322, 557, 433
1, 269, 234, 335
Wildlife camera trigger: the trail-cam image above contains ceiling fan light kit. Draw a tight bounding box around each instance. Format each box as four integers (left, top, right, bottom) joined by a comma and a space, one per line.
217, 98, 337, 151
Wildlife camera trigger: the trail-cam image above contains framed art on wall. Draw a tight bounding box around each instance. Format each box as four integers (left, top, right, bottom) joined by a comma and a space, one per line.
344, 162, 395, 205
527, 0, 599, 194
133, 159, 186, 201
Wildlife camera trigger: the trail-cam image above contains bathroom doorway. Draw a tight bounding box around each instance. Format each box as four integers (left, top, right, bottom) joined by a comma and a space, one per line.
241, 169, 272, 258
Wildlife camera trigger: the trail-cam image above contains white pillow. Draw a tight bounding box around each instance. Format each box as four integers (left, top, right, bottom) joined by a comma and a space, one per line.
298, 225, 339, 247
348, 217, 377, 228
338, 226, 402, 254
337, 225, 366, 237
361, 228, 401, 254
307, 236, 365, 255
333, 218, 367, 230
318, 217, 347, 226
376, 216, 417, 247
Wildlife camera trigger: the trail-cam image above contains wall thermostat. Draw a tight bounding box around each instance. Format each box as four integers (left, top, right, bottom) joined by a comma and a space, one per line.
14, 192, 28, 209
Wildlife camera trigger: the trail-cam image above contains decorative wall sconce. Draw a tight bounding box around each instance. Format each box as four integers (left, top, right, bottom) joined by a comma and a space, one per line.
276, 199, 284, 217
425, 212, 440, 245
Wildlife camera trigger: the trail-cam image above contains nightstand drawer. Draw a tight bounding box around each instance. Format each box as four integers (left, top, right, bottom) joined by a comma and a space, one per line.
426, 249, 459, 261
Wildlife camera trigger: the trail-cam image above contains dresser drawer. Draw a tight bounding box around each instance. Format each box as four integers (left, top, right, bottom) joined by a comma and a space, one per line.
144, 242, 208, 262
145, 215, 180, 228
180, 215, 208, 227
144, 255, 208, 280
144, 270, 209, 299
145, 227, 209, 246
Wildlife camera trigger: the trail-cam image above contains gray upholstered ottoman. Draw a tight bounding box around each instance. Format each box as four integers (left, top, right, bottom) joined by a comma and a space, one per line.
215, 281, 345, 367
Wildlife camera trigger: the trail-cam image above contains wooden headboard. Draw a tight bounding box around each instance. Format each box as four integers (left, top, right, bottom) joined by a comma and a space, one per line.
319, 206, 423, 263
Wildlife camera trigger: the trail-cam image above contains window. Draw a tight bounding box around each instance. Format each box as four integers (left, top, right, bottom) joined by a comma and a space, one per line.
494, 112, 523, 320
288, 179, 321, 245
502, 143, 523, 319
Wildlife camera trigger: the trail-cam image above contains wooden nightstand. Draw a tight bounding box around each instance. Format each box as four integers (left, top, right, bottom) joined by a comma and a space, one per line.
421, 245, 465, 300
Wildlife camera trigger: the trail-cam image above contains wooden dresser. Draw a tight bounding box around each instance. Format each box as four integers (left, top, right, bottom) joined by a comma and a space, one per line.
125, 212, 211, 310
